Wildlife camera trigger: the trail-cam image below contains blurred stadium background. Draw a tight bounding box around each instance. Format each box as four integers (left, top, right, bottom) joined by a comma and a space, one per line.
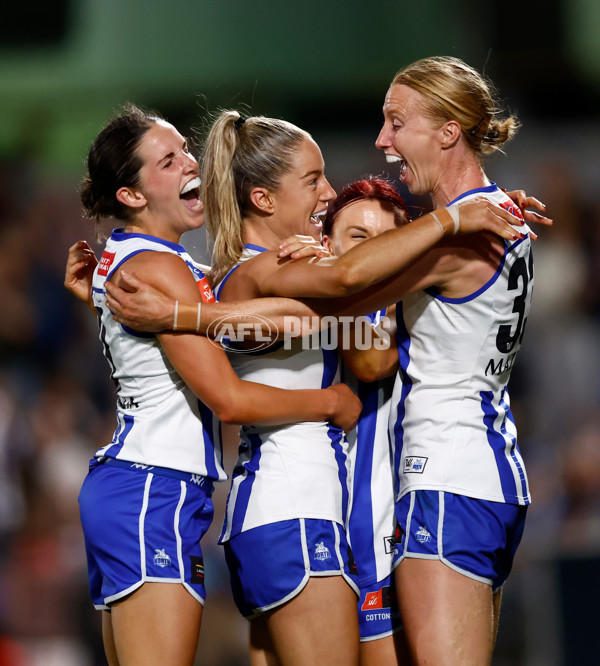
1, 1, 599, 664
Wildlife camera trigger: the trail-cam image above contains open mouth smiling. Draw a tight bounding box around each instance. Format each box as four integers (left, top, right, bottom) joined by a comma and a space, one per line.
310, 209, 327, 229
179, 176, 202, 211
385, 154, 407, 179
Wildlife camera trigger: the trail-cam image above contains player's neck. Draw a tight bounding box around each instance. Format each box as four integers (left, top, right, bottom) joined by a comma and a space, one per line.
431, 157, 488, 208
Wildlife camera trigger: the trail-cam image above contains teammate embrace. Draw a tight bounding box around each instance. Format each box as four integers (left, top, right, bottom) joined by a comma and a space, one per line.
67, 56, 551, 666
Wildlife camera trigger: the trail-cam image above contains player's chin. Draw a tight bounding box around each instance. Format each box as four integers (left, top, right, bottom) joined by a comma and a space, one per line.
185, 208, 206, 230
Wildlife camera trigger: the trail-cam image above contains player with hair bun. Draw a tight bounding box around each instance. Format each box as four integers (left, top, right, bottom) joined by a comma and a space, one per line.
375, 55, 548, 665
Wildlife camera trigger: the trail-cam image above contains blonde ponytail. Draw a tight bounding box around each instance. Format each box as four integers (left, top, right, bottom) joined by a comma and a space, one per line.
202, 111, 245, 286
201, 110, 308, 286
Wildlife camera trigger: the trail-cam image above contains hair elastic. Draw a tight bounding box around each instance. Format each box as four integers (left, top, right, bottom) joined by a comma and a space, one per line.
173, 300, 179, 331
430, 212, 445, 235
196, 301, 202, 333
446, 204, 460, 234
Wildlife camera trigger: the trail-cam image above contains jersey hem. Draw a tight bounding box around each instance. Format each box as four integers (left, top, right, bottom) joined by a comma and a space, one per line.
396, 485, 531, 506
219, 514, 346, 543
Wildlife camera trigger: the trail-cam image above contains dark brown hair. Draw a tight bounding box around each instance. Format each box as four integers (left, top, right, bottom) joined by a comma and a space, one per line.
80, 104, 162, 224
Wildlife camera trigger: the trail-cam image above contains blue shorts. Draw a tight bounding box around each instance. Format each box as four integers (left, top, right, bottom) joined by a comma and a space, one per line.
394, 490, 527, 590
223, 518, 359, 619
79, 458, 214, 610
357, 573, 402, 641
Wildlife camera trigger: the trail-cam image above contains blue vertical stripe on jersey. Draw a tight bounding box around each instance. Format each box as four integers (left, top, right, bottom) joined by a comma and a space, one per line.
498, 392, 529, 501
320, 348, 339, 388
327, 424, 349, 524
321, 347, 348, 521
480, 390, 526, 504
392, 305, 412, 494
197, 399, 221, 482
104, 412, 135, 458
229, 431, 263, 535
108, 414, 123, 447
350, 379, 380, 582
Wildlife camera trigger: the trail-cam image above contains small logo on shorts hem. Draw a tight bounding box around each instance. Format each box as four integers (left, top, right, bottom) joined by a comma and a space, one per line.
404, 456, 428, 473
415, 526, 432, 543
394, 525, 405, 550
361, 585, 393, 611
347, 545, 358, 576
153, 548, 171, 568
190, 556, 204, 584
314, 541, 332, 560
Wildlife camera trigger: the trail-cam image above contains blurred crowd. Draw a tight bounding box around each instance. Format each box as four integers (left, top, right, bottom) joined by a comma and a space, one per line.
0, 123, 598, 665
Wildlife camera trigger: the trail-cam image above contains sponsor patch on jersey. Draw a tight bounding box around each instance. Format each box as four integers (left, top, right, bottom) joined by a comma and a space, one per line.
499, 199, 525, 221
404, 456, 428, 474
117, 395, 139, 410
190, 555, 204, 584
98, 250, 116, 276
361, 585, 393, 611
197, 276, 215, 303
384, 535, 396, 555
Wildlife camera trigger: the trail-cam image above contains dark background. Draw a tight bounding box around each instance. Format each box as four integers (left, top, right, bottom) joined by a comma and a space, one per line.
0, 1, 599, 664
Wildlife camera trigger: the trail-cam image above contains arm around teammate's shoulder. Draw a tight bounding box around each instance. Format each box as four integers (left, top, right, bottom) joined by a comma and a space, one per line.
116, 252, 361, 430
269, 202, 525, 300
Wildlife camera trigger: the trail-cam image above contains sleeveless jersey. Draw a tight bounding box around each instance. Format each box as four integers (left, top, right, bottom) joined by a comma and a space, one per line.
390, 184, 532, 506
91, 229, 226, 481
344, 310, 397, 587
215, 245, 351, 542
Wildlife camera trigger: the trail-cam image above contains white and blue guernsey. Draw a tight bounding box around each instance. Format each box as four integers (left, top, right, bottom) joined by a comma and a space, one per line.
91, 230, 225, 481
216, 245, 351, 543
344, 310, 397, 588
390, 184, 532, 506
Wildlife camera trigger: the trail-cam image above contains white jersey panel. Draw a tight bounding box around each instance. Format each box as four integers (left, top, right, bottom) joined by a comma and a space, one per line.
344, 310, 397, 587
216, 246, 351, 542
390, 185, 532, 506
91, 230, 225, 481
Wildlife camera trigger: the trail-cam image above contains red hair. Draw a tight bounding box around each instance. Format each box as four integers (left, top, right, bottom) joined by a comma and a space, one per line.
321, 177, 410, 237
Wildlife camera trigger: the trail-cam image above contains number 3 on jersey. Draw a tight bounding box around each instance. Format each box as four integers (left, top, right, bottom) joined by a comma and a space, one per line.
495, 249, 533, 354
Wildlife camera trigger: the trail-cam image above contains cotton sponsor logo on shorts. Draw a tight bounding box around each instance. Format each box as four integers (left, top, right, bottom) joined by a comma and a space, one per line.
361, 585, 393, 611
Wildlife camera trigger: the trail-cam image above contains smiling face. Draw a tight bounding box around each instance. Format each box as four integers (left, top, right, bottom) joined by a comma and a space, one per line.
124, 120, 204, 240
375, 84, 444, 197
322, 199, 400, 256
269, 137, 337, 240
